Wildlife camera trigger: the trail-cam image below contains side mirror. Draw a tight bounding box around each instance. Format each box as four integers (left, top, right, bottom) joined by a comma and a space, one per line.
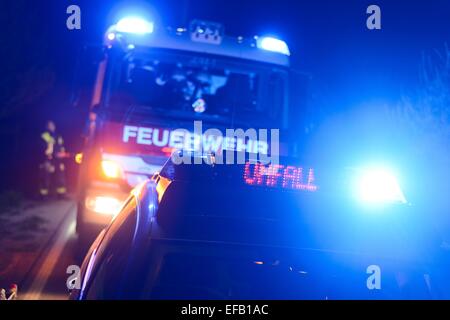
70, 45, 106, 108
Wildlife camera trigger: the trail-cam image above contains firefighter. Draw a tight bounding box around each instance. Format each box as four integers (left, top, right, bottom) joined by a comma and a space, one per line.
39, 120, 68, 199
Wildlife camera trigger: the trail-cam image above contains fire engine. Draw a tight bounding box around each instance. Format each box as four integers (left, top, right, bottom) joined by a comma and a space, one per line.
75, 16, 300, 244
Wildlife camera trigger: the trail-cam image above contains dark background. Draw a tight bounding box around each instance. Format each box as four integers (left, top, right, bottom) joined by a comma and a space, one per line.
0, 0, 449, 235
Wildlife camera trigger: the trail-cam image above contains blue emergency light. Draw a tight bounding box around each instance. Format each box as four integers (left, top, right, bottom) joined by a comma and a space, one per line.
352, 167, 407, 205
115, 16, 154, 34
257, 36, 290, 56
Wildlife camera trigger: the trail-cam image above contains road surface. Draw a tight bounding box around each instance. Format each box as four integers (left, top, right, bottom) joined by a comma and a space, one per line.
0, 199, 89, 300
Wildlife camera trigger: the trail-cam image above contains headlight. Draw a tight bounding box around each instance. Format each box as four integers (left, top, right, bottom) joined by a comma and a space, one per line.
101, 160, 123, 179
85, 196, 122, 215
353, 167, 407, 205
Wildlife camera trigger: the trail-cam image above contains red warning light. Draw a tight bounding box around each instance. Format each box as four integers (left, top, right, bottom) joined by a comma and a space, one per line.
243, 162, 318, 192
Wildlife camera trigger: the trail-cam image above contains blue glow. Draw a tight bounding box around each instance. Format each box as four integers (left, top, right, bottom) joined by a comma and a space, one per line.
257, 36, 290, 56
116, 17, 154, 34
353, 167, 407, 205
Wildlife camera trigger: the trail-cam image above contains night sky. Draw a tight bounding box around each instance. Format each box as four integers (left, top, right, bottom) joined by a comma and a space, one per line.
51, 0, 450, 106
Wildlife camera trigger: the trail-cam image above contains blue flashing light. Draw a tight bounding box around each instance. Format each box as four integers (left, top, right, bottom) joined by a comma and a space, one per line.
353, 167, 407, 205
116, 17, 154, 34
257, 36, 290, 56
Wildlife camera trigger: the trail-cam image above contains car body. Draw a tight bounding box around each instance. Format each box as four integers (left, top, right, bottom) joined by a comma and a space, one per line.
71, 153, 443, 300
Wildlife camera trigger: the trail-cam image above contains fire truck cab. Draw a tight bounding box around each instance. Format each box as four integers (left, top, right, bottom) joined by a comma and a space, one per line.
76, 16, 301, 244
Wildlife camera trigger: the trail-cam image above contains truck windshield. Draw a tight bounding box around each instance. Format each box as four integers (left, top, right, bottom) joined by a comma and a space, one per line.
106, 48, 287, 128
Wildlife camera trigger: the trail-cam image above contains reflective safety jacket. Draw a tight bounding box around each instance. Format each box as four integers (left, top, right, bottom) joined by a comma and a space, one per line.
41, 130, 65, 160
